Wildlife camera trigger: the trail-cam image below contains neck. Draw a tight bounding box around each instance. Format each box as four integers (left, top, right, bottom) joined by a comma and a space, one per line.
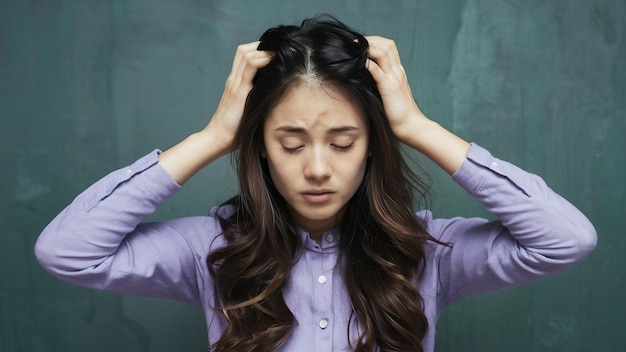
291, 215, 336, 243
290, 210, 344, 244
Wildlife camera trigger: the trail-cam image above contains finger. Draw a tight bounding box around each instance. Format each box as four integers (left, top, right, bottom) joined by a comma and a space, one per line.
229, 47, 272, 92
366, 36, 404, 77
235, 50, 272, 82
366, 58, 388, 88
367, 36, 402, 65
240, 51, 273, 84
230, 42, 261, 83
230, 41, 261, 74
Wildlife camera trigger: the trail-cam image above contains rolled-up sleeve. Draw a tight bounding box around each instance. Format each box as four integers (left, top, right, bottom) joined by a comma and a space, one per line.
429, 143, 597, 305
34, 151, 217, 306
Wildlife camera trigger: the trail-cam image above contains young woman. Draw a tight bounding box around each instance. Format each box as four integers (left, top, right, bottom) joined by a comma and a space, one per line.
35, 17, 597, 352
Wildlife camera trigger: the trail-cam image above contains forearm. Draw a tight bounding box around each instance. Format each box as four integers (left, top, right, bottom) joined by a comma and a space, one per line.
157, 126, 229, 185
34, 151, 208, 302
434, 144, 597, 303
364, 37, 470, 173
158, 43, 272, 185
456, 144, 596, 255
396, 113, 471, 175
35, 151, 181, 276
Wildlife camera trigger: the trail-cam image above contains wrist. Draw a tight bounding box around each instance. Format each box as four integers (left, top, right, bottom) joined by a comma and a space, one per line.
196, 126, 232, 159
158, 128, 232, 185
393, 114, 470, 175
202, 117, 239, 156
392, 112, 434, 147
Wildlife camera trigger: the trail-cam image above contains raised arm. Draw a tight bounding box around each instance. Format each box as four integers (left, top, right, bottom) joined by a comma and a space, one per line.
34, 43, 272, 302
158, 42, 272, 184
365, 36, 470, 175
365, 36, 597, 302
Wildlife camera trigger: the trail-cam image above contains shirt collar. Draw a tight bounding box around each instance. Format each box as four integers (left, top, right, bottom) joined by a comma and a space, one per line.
298, 228, 340, 252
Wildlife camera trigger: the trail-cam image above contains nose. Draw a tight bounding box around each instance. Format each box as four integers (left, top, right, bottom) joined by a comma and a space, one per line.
304, 147, 331, 181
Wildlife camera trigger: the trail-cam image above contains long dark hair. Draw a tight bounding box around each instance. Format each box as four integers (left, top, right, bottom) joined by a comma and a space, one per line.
207, 16, 441, 351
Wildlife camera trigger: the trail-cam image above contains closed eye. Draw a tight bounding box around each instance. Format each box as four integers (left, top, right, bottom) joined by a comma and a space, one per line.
282, 145, 304, 154
332, 143, 354, 152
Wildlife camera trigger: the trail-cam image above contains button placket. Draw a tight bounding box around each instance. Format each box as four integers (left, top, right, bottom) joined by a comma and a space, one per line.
310, 240, 336, 346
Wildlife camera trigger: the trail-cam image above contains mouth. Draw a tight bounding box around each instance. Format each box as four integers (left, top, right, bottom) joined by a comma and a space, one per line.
302, 190, 334, 203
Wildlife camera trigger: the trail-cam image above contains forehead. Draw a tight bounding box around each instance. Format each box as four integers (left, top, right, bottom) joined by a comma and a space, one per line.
264, 82, 366, 130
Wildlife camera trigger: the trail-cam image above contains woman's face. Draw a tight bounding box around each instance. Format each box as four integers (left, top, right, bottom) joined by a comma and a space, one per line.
263, 82, 369, 239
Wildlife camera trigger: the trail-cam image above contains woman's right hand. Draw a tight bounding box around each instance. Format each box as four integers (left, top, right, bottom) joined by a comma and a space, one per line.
158, 42, 272, 185
205, 42, 273, 154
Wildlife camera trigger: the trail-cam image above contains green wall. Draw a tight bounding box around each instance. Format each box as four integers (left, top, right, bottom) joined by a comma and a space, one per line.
1, 0, 624, 351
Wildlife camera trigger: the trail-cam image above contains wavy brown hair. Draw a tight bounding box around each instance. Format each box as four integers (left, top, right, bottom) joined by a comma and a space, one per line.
207, 16, 444, 351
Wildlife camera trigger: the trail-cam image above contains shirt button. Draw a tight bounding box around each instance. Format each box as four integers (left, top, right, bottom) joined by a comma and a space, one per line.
491, 162, 498, 168
319, 319, 328, 329
326, 233, 334, 242
126, 169, 133, 174
318, 275, 327, 284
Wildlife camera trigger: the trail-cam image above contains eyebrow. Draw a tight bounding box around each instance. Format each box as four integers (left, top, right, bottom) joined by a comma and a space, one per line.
274, 125, 359, 134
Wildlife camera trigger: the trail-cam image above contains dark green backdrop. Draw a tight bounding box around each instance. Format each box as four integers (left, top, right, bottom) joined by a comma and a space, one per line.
1, 0, 624, 351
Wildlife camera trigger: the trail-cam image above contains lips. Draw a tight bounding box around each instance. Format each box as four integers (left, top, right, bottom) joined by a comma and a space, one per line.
302, 190, 334, 203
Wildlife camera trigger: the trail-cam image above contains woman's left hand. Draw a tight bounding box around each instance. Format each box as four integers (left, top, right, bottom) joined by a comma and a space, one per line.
365, 36, 430, 143
366, 36, 470, 174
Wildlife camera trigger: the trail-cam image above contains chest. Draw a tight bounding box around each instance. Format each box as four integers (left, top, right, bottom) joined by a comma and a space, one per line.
281, 249, 356, 351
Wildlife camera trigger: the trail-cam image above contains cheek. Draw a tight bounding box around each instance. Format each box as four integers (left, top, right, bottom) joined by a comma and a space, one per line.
266, 158, 280, 183
265, 156, 292, 194
356, 160, 368, 186
343, 157, 368, 193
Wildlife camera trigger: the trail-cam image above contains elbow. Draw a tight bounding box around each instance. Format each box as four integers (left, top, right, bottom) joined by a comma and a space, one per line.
574, 220, 597, 259
34, 231, 64, 275
34, 208, 76, 276
34, 226, 81, 279
533, 219, 598, 272
34, 228, 114, 290
556, 219, 597, 266
34, 208, 111, 286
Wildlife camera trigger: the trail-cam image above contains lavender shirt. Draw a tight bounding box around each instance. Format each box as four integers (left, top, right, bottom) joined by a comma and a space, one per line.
35, 143, 596, 351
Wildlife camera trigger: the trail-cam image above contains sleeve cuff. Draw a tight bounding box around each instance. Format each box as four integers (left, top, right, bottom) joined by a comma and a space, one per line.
451, 143, 529, 197
81, 150, 182, 212
451, 143, 491, 194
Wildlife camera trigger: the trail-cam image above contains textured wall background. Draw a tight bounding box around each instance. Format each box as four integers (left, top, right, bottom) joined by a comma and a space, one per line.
1, 0, 624, 351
